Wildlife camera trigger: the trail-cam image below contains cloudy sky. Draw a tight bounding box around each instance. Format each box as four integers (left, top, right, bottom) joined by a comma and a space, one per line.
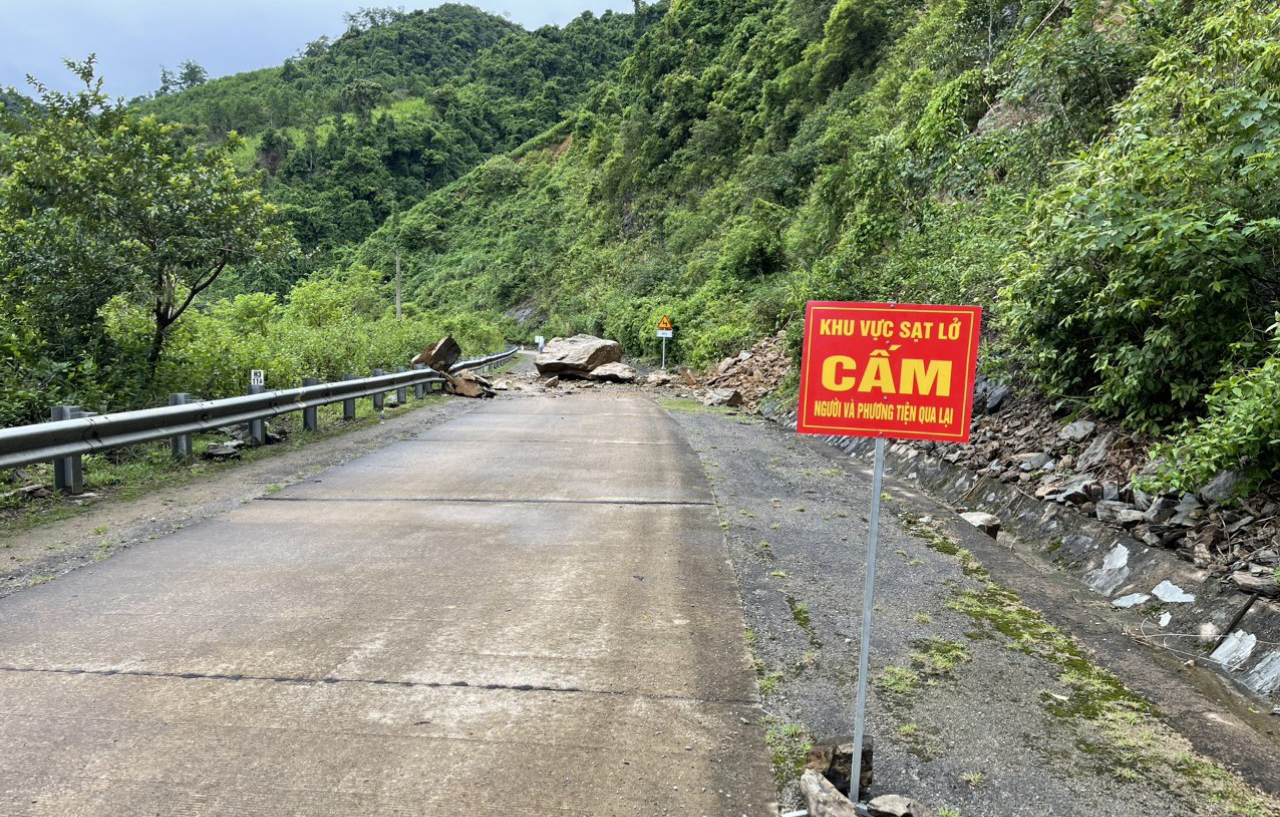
0, 1, 631, 100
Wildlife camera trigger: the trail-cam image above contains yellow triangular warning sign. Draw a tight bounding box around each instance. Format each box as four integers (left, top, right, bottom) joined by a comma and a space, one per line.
657, 315, 673, 331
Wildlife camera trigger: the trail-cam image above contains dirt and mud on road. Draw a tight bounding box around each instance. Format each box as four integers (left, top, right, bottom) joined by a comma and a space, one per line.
661, 397, 1280, 817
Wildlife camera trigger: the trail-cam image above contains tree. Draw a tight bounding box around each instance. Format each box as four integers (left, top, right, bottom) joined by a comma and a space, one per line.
157, 59, 208, 95
0, 58, 293, 368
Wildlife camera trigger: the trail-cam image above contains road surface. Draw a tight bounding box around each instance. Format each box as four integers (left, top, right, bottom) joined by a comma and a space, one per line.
0, 395, 775, 816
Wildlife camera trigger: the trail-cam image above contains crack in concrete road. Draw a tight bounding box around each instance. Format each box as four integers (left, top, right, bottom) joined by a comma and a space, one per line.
0, 664, 757, 704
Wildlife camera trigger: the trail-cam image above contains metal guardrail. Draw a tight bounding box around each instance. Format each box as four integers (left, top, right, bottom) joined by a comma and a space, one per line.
0, 346, 520, 489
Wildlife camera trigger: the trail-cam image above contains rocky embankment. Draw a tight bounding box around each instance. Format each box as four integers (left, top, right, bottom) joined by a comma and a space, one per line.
662, 334, 1280, 701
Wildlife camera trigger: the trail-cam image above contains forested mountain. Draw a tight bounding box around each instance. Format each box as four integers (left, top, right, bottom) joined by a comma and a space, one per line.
3, 0, 1280, 492
141, 4, 654, 292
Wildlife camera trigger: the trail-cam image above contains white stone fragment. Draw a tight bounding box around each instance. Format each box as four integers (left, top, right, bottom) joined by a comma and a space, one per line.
1152, 580, 1195, 603
1111, 593, 1150, 609
1210, 631, 1257, 671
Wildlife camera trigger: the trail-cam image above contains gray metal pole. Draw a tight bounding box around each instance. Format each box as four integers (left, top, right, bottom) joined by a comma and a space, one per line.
247, 384, 266, 445
343, 374, 357, 420
850, 436, 886, 805
51, 405, 85, 494
661, 337, 667, 370
169, 393, 192, 459
302, 378, 319, 431
371, 369, 385, 410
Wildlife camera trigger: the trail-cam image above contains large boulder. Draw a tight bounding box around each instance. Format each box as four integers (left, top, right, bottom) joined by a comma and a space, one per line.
412, 336, 462, 371
534, 334, 622, 376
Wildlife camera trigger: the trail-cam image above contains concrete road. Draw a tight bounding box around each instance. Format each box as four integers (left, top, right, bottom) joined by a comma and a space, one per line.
0, 395, 775, 816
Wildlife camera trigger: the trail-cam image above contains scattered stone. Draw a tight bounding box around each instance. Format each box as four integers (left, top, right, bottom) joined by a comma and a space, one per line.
805, 736, 872, 796
959, 511, 1001, 537
492, 379, 511, 391
201, 443, 241, 461
645, 371, 674, 387
1112, 593, 1151, 609
1199, 470, 1240, 503
534, 334, 622, 376
702, 389, 743, 408
1152, 580, 1195, 604
544, 376, 560, 389
800, 769, 859, 817
985, 383, 1012, 413
680, 367, 698, 387
444, 369, 494, 399
1076, 431, 1116, 472
1059, 419, 1097, 443
1046, 474, 1099, 504
1013, 452, 1051, 471
590, 362, 638, 383
1143, 495, 1179, 524
411, 335, 461, 371
1229, 573, 1280, 598
867, 794, 938, 817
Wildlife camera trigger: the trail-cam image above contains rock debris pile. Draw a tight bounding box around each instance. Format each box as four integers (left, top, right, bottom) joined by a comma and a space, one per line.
698, 330, 790, 411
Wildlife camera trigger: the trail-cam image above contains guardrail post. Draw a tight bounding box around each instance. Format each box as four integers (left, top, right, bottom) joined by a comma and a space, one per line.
247, 384, 266, 445
413, 364, 427, 399
343, 374, 357, 421
302, 378, 319, 431
396, 367, 408, 404
169, 393, 192, 460
51, 406, 85, 495
371, 369, 385, 410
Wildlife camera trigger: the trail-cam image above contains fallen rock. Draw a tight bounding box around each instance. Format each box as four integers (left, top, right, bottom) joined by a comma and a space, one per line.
590, 362, 638, 383
444, 369, 494, 398
702, 388, 743, 408
492, 379, 511, 391
1059, 419, 1097, 443
806, 736, 872, 795
1095, 500, 1138, 526
412, 335, 462, 371
202, 443, 242, 461
680, 367, 698, 387
1199, 470, 1240, 503
1076, 430, 1116, 472
534, 334, 622, 376
645, 371, 675, 387
960, 511, 1001, 537
1230, 572, 1280, 598
1046, 474, 1099, 504
544, 376, 560, 388
867, 793, 938, 817
800, 769, 859, 817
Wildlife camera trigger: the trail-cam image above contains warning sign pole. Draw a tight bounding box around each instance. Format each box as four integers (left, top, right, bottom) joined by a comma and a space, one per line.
656, 316, 674, 370
850, 436, 885, 804
794, 300, 982, 808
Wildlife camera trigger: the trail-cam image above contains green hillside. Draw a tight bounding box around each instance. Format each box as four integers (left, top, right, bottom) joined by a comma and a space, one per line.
355, 0, 1280, 490
4, 0, 1280, 491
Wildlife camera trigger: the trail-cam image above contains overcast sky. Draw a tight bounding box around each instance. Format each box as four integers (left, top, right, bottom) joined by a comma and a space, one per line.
0, 1, 631, 100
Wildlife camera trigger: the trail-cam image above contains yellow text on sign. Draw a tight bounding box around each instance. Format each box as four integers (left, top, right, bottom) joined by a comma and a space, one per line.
820, 353, 953, 397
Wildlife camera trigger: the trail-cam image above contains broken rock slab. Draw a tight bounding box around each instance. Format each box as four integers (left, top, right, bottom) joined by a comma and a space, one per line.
644, 370, 674, 386
534, 334, 622, 376
867, 794, 938, 817
799, 770, 859, 817
959, 511, 1001, 537
702, 388, 743, 408
589, 362, 638, 383
444, 369, 495, 399
1059, 419, 1097, 443
805, 736, 872, 796
411, 335, 461, 371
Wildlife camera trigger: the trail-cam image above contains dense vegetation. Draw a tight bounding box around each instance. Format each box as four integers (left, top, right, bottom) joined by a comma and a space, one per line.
3, 0, 1280, 493
352, 0, 1280, 492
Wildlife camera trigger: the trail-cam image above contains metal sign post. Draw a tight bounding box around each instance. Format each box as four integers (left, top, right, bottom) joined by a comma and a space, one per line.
850, 436, 885, 804
656, 316, 674, 370
795, 300, 982, 808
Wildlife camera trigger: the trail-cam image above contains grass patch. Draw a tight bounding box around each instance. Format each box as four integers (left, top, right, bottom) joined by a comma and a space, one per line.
785, 595, 821, 649
763, 717, 812, 789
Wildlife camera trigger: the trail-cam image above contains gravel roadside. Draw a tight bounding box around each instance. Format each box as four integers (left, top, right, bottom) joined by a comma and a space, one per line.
662, 398, 1279, 817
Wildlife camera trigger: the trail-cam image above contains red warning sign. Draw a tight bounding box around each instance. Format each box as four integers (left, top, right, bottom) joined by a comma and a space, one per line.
797, 302, 982, 443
